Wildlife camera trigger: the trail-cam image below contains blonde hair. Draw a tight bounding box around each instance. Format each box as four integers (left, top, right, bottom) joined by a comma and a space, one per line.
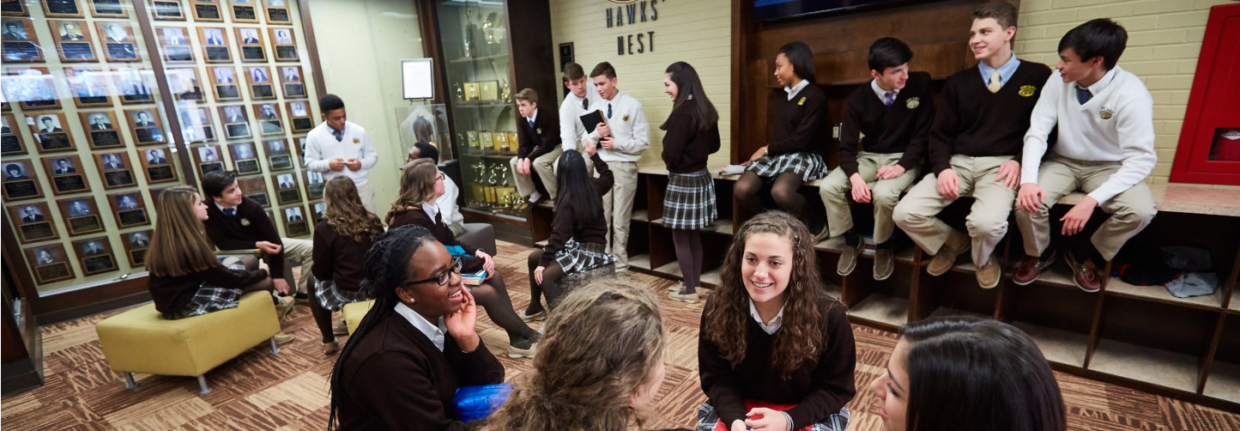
385, 158, 438, 225
146, 186, 221, 277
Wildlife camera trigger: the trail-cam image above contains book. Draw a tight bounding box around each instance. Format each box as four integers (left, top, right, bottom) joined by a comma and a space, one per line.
579, 109, 607, 135
461, 269, 488, 286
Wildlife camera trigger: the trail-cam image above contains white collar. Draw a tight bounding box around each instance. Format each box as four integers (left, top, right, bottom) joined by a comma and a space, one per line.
785, 79, 809, 101
524, 108, 538, 123
422, 202, 439, 221
214, 200, 237, 213
602, 91, 622, 104
1081, 67, 1118, 96
871, 79, 900, 103
394, 302, 447, 352
748, 298, 785, 335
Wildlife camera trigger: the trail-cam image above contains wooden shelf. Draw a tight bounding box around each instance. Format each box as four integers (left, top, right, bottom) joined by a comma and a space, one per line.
534, 239, 547, 247
1105, 277, 1226, 311
1204, 360, 1240, 404
848, 294, 910, 328
1090, 338, 1200, 393
927, 306, 987, 319
814, 236, 915, 263
448, 53, 510, 64
1011, 321, 1089, 368
460, 206, 526, 222
628, 253, 652, 271
825, 282, 843, 300
460, 152, 517, 161
1231, 297, 1240, 314
652, 262, 722, 288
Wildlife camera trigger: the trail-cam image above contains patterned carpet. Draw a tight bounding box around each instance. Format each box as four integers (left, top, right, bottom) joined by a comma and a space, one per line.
3, 241, 1239, 430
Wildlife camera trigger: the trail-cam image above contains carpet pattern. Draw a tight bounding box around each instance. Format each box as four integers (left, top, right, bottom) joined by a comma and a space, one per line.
3, 241, 1239, 430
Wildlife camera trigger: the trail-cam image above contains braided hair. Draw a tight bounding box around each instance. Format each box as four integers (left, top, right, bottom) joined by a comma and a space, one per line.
328, 224, 437, 430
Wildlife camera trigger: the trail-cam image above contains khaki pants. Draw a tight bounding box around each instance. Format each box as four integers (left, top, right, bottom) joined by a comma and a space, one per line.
1015, 155, 1156, 261
280, 237, 314, 295
893, 155, 1016, 266
819, 152, 919, 244
510, 147, 563, 200
356, 181, 376, 215
602, 161, 638, 272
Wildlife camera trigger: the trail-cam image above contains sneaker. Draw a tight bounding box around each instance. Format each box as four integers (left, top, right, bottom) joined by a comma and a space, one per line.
874, 248, 895, 281
976, 258, 1002, 289
333, 320, 349, 336
323, 340, 339, 355
1066, 251, 1102, 293
668, 290, 700, 304
927, 230, 970, 276
273, 332, 295, 345
836, 242, 863, 276
519, 309, 546, 322
274, 296, 296, 322
508, 335, 538, 359
1012, 250, 1056, 286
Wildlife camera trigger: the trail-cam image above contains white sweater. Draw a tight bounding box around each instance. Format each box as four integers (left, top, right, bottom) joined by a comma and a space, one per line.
583, 91, 649, 163
304, 121, 378, 186
559, 82, 604, 152
1022, 67, 1156, 204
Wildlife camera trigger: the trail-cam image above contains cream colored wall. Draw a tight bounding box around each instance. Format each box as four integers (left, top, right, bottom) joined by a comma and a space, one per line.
307, 0, 426, 211
549, 0, 732, 170
1015, 0, 1232, 185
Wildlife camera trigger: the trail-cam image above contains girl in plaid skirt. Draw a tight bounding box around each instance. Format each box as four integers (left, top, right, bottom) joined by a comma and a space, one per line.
660, 61, 721, 304
311, 176, 384, 355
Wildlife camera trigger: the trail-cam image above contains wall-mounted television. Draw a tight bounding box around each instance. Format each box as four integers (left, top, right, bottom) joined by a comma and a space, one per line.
754, 0, 935, 22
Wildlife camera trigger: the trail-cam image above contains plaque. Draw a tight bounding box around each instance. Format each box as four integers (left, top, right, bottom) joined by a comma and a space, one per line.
97, 14, 139, 56
126, 108, 166, 144
248, 192, 269, 207
305, 171, 323, 200
232, 4, 256, 22
493, 132, 508, 152
267, 7, 289, 24
50, 20, 97, 61
478, 81, 498, 100
192, 2, 221, 22
3, 180, 42, 200
89, 0, 126, 17
157, 26, 192, 62
26, 244, 75, 284
19, 222, 57, 243
507, 132, 519, 150
114, 67, 155, 104
80, 111, 123, 149
2, 0, 29, 16
177, 107, 216, 143
8, 67, 61, 110
291, 117, 313, 132
269, 154, 292, 171
254, 103, 283, 135
9, 203, 59, 244
165, 46, 191, 62
59, 197, 103, 235
140, 147, 176, 184
28, 113, 76, 153
152, 0, 184, 20
253, 84, 274, 99
282, 205, 308, 236
167, 67, 204, 101
199, 27, 229, 60
275, 45, 297, 61
464, 82, 479, 101
241, 46, 264, 61
260, 120, 282, 135
217, 84, 241, 100
274, 172, 300, 204
283, 83, 305, 98
237, 27, 264, 59
147, 165, 175, 182
75, 237, 117, 275
1, 114, 24, 155
480, 132, 493, 153
231, 142, 261, 175
43, 0, 83, 17
122, 230, 152, 266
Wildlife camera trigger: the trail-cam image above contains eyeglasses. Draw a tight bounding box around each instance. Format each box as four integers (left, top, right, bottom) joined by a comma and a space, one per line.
437, 172, 445, 181
408, 256, 462, 286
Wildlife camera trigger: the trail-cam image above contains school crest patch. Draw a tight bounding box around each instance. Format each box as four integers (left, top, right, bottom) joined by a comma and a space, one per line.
353, 138, 361, 144
536, 128, 542, 134
240, 218, 251, 226
798, 96, 806, 106
1018, 85, 1036, 97
906, 97, 920, 109
623, 115, 629, 122
1100, 109, 1113, 120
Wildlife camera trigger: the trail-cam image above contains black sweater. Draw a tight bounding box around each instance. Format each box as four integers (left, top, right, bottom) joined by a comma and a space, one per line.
699, 295, 857, 428
389, 207, 486, 273
517, 109, 561, 160
769, 83, 829, 157
148, 266, 268, 314
928, 61, 1052, 175
311, 222, 374, 292
661, 103, 721, 173
540, 153, 613, 267
203, 197, 285, 277
839, 72, 935, 177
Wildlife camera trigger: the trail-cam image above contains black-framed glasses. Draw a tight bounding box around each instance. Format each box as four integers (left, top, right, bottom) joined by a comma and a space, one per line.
408, 256, 462, 286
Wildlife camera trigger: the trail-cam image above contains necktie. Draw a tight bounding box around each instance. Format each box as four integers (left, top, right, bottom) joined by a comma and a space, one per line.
332, 128, 342, 141
223, 208, 235, 216
988, 71, 1002, 93
884, 91, 895, 106
606, 103, 613, 119
1076, 86, 1092, 104
528, 118, 534, 128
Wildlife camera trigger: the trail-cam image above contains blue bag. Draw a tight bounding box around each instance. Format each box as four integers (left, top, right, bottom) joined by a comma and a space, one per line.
454, 383, 514, 422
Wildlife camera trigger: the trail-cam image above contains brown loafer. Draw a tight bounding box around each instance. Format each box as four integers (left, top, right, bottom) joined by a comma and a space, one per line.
273, 332, 295, 345
274, 296, 296, 322
1012, 250, 1056, 286
333, 320, 349, 336
323, 341, 339, 355
1066, 252, 1102, 293
668, 290, 700, 304
976, 258, 1002, 289
519, 309, 546, 322
836, 243, 864, 276
874, 248, 895, 281
927, 230, 970, 276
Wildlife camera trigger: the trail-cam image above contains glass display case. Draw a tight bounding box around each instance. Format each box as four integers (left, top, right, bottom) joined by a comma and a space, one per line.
431, 0, 524, 218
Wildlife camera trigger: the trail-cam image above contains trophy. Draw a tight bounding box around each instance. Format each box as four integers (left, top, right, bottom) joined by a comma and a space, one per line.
500, 79, 512, 102
454, 83, 464, 101
467, 131, 479, 152
493, 132, 508, 153
479, 131, 494, 154
470, 161, 487, 207
462, 5, 477, 58
496, 164, 517, 208
484, 164, 501, 204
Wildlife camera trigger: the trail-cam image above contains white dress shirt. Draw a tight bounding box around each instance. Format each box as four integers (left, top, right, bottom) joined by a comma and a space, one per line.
438, 175, 464, 226
559, 82, 603, 152
395, 302, 447, 352
304, 121, 378, 186
871, 79, 900, 103
583, 91, 649, 163
749, 299, 785, 335
422, 201, 439, 222
785, 79, 809, 101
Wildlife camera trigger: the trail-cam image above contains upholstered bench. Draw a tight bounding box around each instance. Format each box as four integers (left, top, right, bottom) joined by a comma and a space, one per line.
95, 291, 282, 394
343, 300, 376, 335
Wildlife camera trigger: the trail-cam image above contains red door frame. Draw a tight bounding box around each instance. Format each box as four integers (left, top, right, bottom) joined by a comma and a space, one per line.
1170, 3, 1240, 185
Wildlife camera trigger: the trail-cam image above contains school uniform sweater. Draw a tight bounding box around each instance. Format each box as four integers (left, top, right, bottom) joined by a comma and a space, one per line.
1022, 67, 1156, 204
540, 153, 614, 267
839, 72, 935, 176
559, 82, 604, 152
516, 108, 561, 160
583, 91, 650, 163
661, 103, 721, 173
203, 196, 286, 277
304, 120, 379, 185
928, 61, 1053, 175
769, 83, 829, 157
311, 222, 375, 293
334, 311, 504, 430
698, 295, 857, 428
147, 266, 269, 314
388, 207, 485, 273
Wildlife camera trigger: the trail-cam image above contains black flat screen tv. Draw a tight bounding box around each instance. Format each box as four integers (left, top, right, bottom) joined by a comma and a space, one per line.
754, 0, 936, 22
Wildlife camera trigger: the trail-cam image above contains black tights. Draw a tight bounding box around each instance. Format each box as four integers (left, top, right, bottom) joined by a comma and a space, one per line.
471, 272, 538, 345
672, 230, 703, 294
734, 172, 807, 218
308, 284, 335, 343
526, 250, 569, 311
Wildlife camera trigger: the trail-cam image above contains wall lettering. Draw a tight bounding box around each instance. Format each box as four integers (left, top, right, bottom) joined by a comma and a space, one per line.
605, 0, 660, 55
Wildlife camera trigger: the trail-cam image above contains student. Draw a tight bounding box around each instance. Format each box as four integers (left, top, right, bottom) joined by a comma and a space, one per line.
406, 143, 469, 237
557, 62, 603, 175
312, 177, 384, 355
387, 159, 539, 358
734, 41, 829, 233
486, 280, 665, 431
201, 171, 315, 301
582, 62, 649, 273
892, 1, 1052, 288
660, 61, 721, 304
1014, 19, 1156, 292
869, 316, 1066, 431
524, 149, 615, 319
328, 225, 505, 430
818, 37, 934, 281
145, 186, 295, 345
510, 88, 561, 205
698, 211, 856, 431
304, 94, 379, 214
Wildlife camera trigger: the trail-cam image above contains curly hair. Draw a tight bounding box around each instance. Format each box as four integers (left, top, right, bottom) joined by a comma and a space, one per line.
323, 176, 383, 242
385, 158, 438, 225
486, 279, 665, 431
704, 211, 829, 377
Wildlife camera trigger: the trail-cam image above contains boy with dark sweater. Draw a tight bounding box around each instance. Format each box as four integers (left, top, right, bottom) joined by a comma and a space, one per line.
893, 1, 1053, 289
509, 88, 561, 205
818, 37, 934, 281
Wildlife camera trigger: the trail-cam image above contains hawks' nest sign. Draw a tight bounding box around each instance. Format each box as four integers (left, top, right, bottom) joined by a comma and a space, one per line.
605, 0, 660, 55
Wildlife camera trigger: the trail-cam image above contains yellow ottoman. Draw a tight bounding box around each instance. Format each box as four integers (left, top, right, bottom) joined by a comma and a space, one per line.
95, 291, 281, 394
342, 300, 376, 335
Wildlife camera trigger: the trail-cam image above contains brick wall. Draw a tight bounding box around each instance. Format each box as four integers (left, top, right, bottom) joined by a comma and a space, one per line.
1015, 0, 1233, 185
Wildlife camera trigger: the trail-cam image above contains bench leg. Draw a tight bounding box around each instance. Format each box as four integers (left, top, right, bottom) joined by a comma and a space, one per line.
197, 375, 212, 395
124, 372, 138, 389
268, 337, 281, 355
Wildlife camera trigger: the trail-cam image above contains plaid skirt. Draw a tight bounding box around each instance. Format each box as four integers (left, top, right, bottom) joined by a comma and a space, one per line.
664, 169, 717, 231
554, 239, 617, 275
164, 285, 243, 320
745, 152, 829, 182
695, 401, 850, 431
315, 279, 371, 311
